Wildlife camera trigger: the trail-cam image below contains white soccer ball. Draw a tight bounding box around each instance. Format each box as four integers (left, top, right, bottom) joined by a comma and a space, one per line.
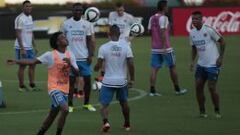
130, 23, 145, 36
84, 7, 100, 22
92, 81, 102, 91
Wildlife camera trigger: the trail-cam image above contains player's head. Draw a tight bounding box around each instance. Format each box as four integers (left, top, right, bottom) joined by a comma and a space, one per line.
50, 32, 68, 50
108, 25, 120, 41
192, 11, 203, 28
22, 0, 32, 16
115, 2, 124, 16
72, 3, 84, 19
157, 0, 168, 12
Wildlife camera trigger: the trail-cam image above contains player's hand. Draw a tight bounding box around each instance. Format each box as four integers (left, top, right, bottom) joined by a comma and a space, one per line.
189, 63, 194, 72
34, 48, 38, 55
6, 59, 17, 65
87, 56, 92, 65
127, 80, 134, 89
20, 48, 26, 57
216, 56, 223, 67
63, 58, 71, 65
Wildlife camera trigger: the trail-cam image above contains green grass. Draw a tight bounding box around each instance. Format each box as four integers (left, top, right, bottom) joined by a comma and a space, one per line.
0, 36, 240, 135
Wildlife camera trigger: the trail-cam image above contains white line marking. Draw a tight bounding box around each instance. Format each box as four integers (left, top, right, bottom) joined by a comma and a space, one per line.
0, 88, 147, 115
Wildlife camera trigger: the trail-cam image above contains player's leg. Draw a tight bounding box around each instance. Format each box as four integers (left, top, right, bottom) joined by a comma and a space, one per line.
207, 67, 221, 118
68, 76, 75, 112
195, 65, 207, 117
27, 49, 40, 91
166, 51, 187, 95
80, 61, 96, 111
117, 86, 130, 131
149, 54, 162, 96
37, 107, 60, 135
99, 86, 113, 132
52, 91, 69, 135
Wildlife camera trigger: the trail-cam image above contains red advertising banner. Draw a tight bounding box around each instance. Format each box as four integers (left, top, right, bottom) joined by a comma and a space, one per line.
172, 7, 240, 36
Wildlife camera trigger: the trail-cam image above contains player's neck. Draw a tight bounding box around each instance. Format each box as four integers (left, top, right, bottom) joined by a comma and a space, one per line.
73, 17, 81, 21
23, 12, 30, 16
57, 47, 66, 53
196, 24, 203, 30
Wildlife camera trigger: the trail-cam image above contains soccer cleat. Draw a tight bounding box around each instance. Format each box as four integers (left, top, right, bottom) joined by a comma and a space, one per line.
199, 113, 208, 118
175, 89, 187, 95
18, 86, 29, 92
30, 86, 41, 91
69, 106, 74, 113
149, 92, 162, 96
83, 104, 96, 112
215, 112, 222, 119
101, 122, 110, 133
123, 124, 131, 131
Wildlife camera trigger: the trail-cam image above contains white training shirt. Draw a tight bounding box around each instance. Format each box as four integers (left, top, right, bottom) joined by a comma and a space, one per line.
189, 25, 221, 67
147, 14, 169, 30
98, 40, 134, 87
14, 13, 34, 50
37, 50, 78, 69
108, 11, 135, 41
61, 17, 93, 60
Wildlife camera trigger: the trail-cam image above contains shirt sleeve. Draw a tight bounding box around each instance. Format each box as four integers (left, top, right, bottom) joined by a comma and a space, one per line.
60, 22, 66, 33
70, 53, 78, 69
126, 46, 134, 58
37, 52, 52, 65
108, 12, 113, 26
159, 16, 169, 29
207, 26, 222, 42
86, 23, 92, 36
147, 17, 152, 30
15, 17, 23, 29
189, 34, 194, 46
98, 46, 104, 59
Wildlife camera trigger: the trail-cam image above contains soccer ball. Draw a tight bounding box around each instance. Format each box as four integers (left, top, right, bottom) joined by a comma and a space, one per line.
84, 7, 100, 22
92, 81, 102, 91
130, 23, 145, 36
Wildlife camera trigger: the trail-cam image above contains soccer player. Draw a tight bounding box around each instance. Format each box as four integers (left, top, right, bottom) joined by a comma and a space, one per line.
61, 3, 96, 112
14, 0, 40, 92
94, 25, 135, 132
108, 2, 136, 42
7, 32, 79, 135
189, 11, 226, 118
148, 0, 187, 96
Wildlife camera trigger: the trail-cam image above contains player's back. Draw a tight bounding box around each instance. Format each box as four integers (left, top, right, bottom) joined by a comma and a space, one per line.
99, 40, 133, 87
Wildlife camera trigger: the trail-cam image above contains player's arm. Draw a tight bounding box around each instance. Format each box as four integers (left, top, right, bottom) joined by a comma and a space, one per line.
216, 37, 226, 67
15, 18, 25, 55
7, 58, 41, 65
127, 57, 135, 88
86, 35, 94, 64
94, 58, 103, 72
190, 46, 197, 71
159, 16, 168, 50
32, 34, 38, 55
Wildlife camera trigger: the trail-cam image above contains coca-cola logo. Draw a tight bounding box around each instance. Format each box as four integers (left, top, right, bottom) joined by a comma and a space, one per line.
186, 11, 240, 33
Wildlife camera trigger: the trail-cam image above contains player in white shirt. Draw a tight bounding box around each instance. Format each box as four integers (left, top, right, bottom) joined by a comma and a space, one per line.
14, 0, 39, 92
8, 32, 79, 135
94, 25, 135, 132
108, 2, 136, 42
61, 3, 96, 112
189, 11, 226, 118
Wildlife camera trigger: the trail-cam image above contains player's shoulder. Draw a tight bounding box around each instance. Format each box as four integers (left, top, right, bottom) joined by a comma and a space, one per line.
109, 11, 116, 16
124, 12, 134, 18
15, 13, 25, 21
203, 24, 217, 32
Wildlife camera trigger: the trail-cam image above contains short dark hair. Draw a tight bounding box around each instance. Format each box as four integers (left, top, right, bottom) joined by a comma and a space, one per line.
72, 2, 82, 8
192, 11, 203, 17
157, 0, 167, 11
110, 25, 120, 36
49, 32, 63, 49
22, 0, 31, 6
115, 2, 124, 8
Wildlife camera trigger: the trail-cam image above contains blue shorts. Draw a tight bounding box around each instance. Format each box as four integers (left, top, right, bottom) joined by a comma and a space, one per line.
195, 65, 220, 81
15, 49, 35, 60
151, 51, 176, 68
70, 61, 92, 77
100, 86, 128, 105
49, 90, 68, 109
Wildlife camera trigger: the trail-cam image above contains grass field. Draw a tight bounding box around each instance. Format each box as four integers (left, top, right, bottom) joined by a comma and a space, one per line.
0, 36, 239, 135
